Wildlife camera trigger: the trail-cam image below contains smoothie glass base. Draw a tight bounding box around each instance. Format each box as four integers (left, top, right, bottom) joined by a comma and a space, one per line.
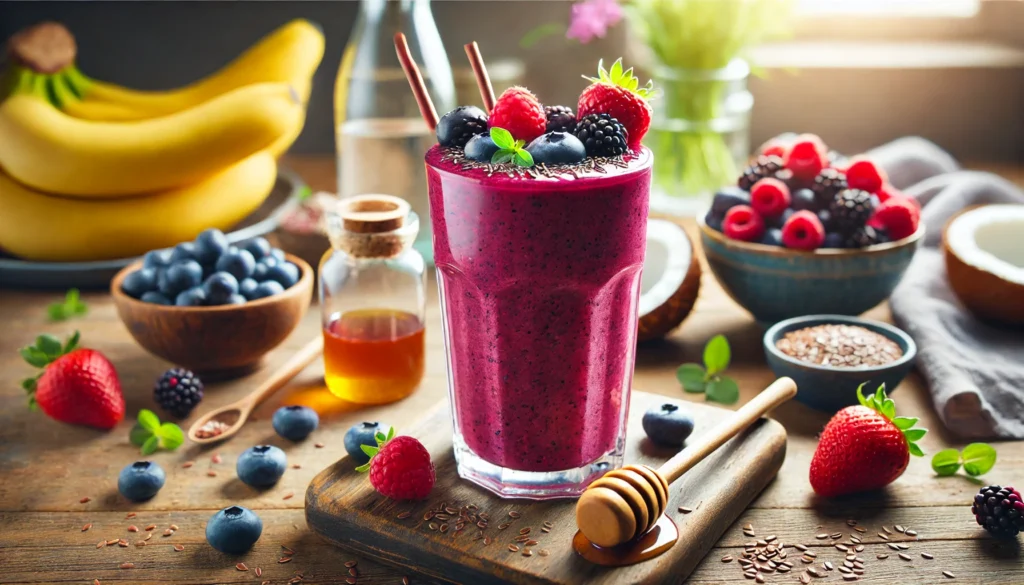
453, 433, 624, 500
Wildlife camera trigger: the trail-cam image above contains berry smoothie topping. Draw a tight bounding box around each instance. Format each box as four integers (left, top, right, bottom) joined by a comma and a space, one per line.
488, 87, 547, 144
578, 58, 654, 149
357, 426, 435, 500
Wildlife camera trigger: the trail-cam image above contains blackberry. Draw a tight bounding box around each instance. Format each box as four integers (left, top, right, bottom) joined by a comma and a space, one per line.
435, 106, 488, 149
829, 188, 877, 233
811, 168, 848, 206
973, 485, 1024, 539
738, 155, 784, 191
154, 368, 204, 419
844, 225, 886, 248
574, 113, 628, 157
544, 105, 577, 134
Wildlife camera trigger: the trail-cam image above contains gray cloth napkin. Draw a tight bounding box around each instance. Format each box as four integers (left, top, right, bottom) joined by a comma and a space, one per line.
869, 137, 1024, 439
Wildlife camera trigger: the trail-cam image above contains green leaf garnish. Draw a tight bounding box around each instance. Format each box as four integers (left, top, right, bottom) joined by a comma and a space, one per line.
705, 376, 740, 405
676, 335, 739, 404
491, 151, 515, 165
47, 288, 88, 321
361, 444, 379, 458
931, 448, 962, 476
490, 127, 515, 150
141, 435, 160, 455
488, 127, 534, 168
676, 363, 707, 393
855, 383, 927, 457
296, 185, 313, 202
128, 410, 184, 454
962, 443, 997, 477
356, 426, 398, 473
514, 149, 534, 168
703, 334, 730, 375
138, 409, 160, 432
583, 58, 655, 100
159, 422, 184, 451
129, 424, 151, 447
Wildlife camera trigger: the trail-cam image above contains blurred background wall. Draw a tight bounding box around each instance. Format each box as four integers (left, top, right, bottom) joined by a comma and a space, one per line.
2, 0, 1021, 162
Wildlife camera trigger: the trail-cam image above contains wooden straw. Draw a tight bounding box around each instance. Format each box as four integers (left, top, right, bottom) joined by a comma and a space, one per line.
463, 41, 495, 113
394, 32, 439, 131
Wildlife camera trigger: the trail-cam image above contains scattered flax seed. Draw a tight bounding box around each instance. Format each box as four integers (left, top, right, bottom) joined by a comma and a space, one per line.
539, 549, 550, 557
211, 453, 222, 464
815, 533, 828, 539
315, 442, 325, 448
174, 544, 185, 552
348, 567, 358, 577
82, 523, 93, 532
106, 539, 119, 546
894, 525, 906, 533
678, 506, 693, 514
756, 539, 768, 546
878, 532, 889, 540
526, 540, 539, 546
498, 522, 511, 530
897, 544, 910, 550
800, 573, 811, 584
795, 544, 808, 551
283, 492, 294, 500
765, 535, 777, 543
127, 525, 138, 532
96, 540, 104, 548
522, 549, 533, 557
888, 543, 901, 551
514, 535, 530, 543
921, 552, 933, 559
877, 553, 889, 560
169, 524, 178, 531
906, 529, 918, 536
281, 545, 295, 555
163, 529, 174, 536
182, 461, 195, 468
255, 567, 263, 577
397, 511, 412, 519
124, 513, 136, 520
440, 523, 450, 533
80, 497, 91, 503
236, 563, 248, 571
824, 562, 834, 571
509, 511, 521, 519
484, 537, 493, 545
519, 527, 531, 535
345, 579, 356, 585
278, 557, 293, 564
846, 519, 857, 526
835, 544, 849, 552
292, 464, 301, 469
853, 526, 866, 533
830, 532, 843, 539
144, 533, 152, 542
842, 575, 858, 582
206, 471, 217, 477
943, 571, 955, 579
882, 526, 892, 534
119, 562, 134, 569
722, 555, 734, 562
135, 541, 146, 548
344, 560, 357, 568
428, 522, 439, 531
805, 551, 817, 558
508, 544, 520, 552
145, 524, 156, 531
898, 553, 912, 561
118, 540, 128, 547
403, 578, 410, 585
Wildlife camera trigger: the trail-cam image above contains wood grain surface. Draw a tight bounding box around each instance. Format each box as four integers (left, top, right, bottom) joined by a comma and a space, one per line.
0, 156, 1022, 585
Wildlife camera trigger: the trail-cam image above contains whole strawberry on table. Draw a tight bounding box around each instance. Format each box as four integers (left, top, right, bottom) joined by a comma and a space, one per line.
706, 133, 922, 250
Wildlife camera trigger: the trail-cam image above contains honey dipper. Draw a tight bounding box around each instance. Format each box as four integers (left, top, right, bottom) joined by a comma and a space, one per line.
575, 377, 797, 548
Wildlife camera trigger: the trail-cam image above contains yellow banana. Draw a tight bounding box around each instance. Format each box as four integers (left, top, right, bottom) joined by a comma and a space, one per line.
0, 152, 277, 262
0, 83, 302, 197
71, 19, 324, 115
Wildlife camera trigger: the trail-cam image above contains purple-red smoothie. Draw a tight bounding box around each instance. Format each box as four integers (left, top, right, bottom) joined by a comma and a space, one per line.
426, 146, 652, 473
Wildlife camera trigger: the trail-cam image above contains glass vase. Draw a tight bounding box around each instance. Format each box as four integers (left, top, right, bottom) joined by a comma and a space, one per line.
647, 58, 752, 217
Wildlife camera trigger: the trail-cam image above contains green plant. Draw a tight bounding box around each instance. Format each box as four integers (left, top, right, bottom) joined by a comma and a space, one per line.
129, 409, 184, 455
489, 127, 534, 168
47, 288, 87, 321
932, 443, 997, 477
676, 334, 739, 404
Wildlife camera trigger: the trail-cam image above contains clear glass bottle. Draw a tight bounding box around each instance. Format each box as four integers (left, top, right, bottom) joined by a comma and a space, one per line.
320, 194, 426, 405
334, 0, 455, 265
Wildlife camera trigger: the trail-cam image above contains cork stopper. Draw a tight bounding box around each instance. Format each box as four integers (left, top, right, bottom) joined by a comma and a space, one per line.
7, 22, 76, 74
329, 195, 417, 259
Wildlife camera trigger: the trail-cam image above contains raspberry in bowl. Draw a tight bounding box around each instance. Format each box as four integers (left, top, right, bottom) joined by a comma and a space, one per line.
700, 133, 923, 325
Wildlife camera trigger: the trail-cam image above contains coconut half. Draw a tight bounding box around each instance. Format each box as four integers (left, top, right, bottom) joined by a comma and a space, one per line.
637, 219, 702, 342
943, 204, 1024, 326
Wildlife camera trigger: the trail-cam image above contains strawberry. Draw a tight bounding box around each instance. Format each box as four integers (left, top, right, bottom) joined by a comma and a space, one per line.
21, 331, 125, 430
809, 383, 926, 498
869, 196, 921, 241
356, 427, 435, 500
487, 87, 546, 143
577, 58, 654, 149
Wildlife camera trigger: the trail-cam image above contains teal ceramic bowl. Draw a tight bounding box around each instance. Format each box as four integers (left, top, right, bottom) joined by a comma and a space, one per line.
698, 217, 923, 325
763, 315, 917, 412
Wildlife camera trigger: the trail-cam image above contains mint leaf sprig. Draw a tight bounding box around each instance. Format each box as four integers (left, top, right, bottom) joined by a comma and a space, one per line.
48, 288, 87, 321
676, 334, 740, 404
355, 426, 395, 472
129, 409, 184, 455
932, 443, 997, 477
489, 127, 534, 168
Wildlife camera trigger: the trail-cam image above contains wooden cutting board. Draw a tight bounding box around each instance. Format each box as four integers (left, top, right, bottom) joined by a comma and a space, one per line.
305, 391, 787, 585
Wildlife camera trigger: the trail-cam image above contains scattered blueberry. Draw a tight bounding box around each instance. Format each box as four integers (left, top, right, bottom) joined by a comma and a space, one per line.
760, 227, 784, 246
344, 421, 383, 465
239, 278, 259, 300
140, 291, 172, 305
203, 272, 239, 305
143, 249, 173, 270
791, 188, 817, 212
160, 260, 203, 297
823, 232, 845, 249
215, 247, 256, 281
194, 228, 230, 264
711, 187, 751, 216
240, 237, 272, 261
122, 268, 158, 298
704, 210, 724, 232
175, 286, 206, 306
436, 105, 488, 148
272, 405, 319, 441
265, 262, 300, 288
117, 461, 166, 501
206, 505, 263, 554
464, 133, 500, 163
526, 131, 586, 165
236, 445, 287, 488
169, 242, 199, 263
642, 403, 695, 447
250, 280, 285, 300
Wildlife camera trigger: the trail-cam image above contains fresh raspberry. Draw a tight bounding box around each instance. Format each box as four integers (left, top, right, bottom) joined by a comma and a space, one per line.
870, 196, 920, 241
783, 137, 828, 181
876, 183, 921, 210
723, 205, 765, 242
844, 156, 887, 193
761, 141, 787, 157
488, 87, 546, 143
781, 210, 826, 250
750, 178, 791, 218
364, 435, 435, 500
577, 59, 654, 148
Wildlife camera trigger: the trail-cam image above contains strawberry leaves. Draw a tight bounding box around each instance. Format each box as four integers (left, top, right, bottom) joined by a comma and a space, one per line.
355, 426, 395, 473
856, 383, 927, 457
584, 58, 655, 100
20, 330, 81, 409
489, 127, 534, 168
932, 443, 997, 477
47, 288, 88, 321
129, 409, 184, 455
676, 334, 739, 404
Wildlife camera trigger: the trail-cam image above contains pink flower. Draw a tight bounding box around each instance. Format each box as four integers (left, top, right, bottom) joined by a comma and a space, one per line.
567, 0, 623, 44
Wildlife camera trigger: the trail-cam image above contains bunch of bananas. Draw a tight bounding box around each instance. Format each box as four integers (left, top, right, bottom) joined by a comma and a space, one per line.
0, 20, 324, 261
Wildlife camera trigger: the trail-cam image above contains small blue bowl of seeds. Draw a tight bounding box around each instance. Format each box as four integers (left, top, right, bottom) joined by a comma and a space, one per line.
763, 315, 917, 412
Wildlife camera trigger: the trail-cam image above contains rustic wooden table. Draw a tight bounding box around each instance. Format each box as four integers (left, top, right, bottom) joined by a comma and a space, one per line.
1, 157, 1022, 585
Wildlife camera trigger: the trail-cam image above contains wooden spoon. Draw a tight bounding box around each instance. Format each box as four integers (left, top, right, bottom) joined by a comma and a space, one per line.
187, 336, 324, 445
576, 377, 797, 548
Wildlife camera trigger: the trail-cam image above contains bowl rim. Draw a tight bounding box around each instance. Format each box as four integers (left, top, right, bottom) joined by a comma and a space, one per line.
698, 213, 924, 257
763, 314, 918, 374
110, 252, 314, 312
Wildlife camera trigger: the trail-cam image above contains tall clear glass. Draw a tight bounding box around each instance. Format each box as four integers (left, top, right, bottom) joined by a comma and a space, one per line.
426, 146, 653, 499
335, 0, 455, 264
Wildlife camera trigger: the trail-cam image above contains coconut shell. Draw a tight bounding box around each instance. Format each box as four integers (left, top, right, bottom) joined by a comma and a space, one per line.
637, 223, 702, 342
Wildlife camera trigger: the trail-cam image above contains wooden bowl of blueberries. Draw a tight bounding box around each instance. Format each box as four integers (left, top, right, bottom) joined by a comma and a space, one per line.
111, 229, 314, 377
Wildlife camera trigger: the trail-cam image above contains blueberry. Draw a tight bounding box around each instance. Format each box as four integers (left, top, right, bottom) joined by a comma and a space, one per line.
265, 262, 299, 288
344, 421, 383, 465
122, 268, 158, 298
791, 188, 817, 212
227, 294, 247, 305
270, 248, 286, 262
206, 505, 262, 554
215, 247, 256, 281
239, 278, 259, 299
253, 262, 270, 281
435, 105, 488, 148
141, 291, 172, 305
117, 461, 166, 501
760, 227, 784, 246
817, 209, 834, 231
704, 210, 724, 232
464, 133, 500, 162
202, 272, 239, 305
768, 208, 795, 229
823, 232, 845, 249
641, 403, 695, 448
169, 242, 199, 263
143, 249, 173, 270
711, 187, 750, 216
160, 260, 203, 297
175, 286, 206, 306
194, 228, 230, 264
526, 131, 586, 165
272, 405, 319, 441
250, 280, 285, 300
236, 445, 287, 488
239, 237, 272, 260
